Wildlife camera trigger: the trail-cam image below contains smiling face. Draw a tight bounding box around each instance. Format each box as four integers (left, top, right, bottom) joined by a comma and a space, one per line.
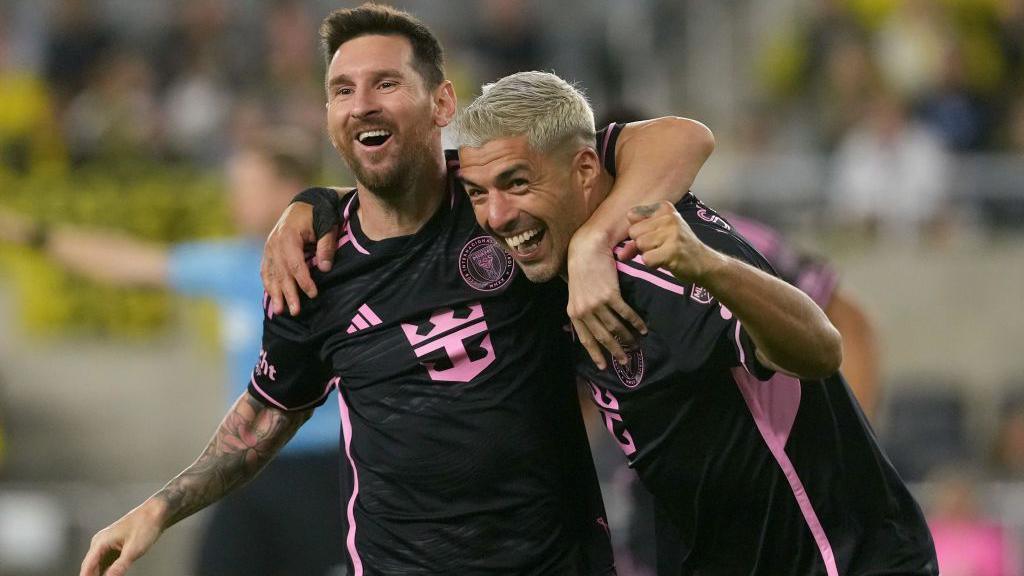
325, 34, 453, 194
459, 135, 597, 282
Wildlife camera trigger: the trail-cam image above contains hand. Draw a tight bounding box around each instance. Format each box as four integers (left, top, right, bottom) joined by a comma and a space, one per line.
623, 201, 724, 283
261, 203, 338, 316
566, 229, 648, 370
79, 502, 164, 576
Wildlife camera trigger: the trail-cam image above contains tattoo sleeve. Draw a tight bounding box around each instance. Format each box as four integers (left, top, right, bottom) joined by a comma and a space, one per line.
153, 392, 311, 527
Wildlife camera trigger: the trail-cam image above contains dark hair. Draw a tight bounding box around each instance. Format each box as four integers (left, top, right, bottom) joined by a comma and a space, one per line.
319, 3, 445, 88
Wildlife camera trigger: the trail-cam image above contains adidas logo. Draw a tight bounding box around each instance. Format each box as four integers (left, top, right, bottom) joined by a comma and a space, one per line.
346, 304, 382, 334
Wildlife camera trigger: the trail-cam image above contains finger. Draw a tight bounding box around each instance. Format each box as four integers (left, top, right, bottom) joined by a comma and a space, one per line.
282, 237, 317, 300
80, 544, 109, 576
281, 266, 304, 316
627, 202, 662, 224
616, 241, 639, 262
571, 319, 607, 371
315, 229, 339, 272
608, 296, 648, 335
106, 557, 134, 576
585, 316, 628, 366
593, 306, 637, 351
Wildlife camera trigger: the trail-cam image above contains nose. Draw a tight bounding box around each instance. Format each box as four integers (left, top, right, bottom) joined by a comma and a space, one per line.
488, 191, 519, 234
350, 87, 381, 120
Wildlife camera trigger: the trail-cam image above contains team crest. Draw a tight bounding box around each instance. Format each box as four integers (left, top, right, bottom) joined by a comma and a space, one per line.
459, 236, 515, 291
612, 349, 646, 388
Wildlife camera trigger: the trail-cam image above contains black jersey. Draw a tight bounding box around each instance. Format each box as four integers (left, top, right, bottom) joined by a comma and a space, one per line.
249, 151, 614, 575
579, 125, 937, 576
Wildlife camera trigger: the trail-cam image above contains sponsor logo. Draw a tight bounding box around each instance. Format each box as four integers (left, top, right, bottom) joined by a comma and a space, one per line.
401, 303, 495, 382
459, 236, 515, 291
612, 349, 646, 388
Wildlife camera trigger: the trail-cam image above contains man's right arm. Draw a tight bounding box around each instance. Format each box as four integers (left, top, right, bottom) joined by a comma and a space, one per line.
80, 392, 310, 576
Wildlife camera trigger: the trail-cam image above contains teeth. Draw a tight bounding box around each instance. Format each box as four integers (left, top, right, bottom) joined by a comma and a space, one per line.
357, 130, 391, 143
505, 228, 541, 249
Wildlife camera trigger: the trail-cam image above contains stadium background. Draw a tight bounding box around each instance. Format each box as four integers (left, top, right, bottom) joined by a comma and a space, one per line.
0, 0, 1022, 574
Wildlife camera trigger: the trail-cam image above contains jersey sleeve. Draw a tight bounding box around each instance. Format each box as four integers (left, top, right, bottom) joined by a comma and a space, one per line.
247, 294, 335, 411
595, 123, 626, 176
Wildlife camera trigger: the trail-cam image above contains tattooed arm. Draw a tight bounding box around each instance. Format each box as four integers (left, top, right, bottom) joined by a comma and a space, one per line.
80, 393, 310, 576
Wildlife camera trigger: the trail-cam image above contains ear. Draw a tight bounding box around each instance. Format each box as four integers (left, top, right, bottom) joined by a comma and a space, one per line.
433, 80, 457, 128
573, 147, 601, 194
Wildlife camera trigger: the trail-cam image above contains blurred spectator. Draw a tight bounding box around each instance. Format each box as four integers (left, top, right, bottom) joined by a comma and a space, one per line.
61, 47, 161, 164
0, 12, 65, 174
466, 0, 545, 80
927, 467, 1022, 576
990, 397, 1024, 481
919, 42, 990, 151
874, 0, 951, 103
43, 0, 114, 108
162, 50, 232, 166
829, 89, 951, 242
0, 131, 345, 576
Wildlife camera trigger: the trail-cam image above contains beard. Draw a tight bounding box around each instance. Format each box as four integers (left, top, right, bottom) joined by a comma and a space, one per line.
337, 117, 435, 198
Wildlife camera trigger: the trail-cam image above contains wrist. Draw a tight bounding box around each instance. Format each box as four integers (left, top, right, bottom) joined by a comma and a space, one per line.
692, 248, 730, 289
569, 225, 617, 256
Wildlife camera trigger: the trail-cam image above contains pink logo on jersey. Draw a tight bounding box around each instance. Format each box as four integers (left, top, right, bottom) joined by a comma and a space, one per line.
459, 236, 515, 291
696, 207, 731, 230
612, 349, 645, 388
587, 381, 636, 457
690, 285, 713, 305
401, 303, 495, 382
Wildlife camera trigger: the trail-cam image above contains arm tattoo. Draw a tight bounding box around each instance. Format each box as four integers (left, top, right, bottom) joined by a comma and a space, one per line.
153, 394, 310, 527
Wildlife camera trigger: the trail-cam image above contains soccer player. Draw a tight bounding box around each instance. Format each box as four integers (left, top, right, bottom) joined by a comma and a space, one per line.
1, 134, 344, 575
79, 5, 715, 576
453, 71, 938, 575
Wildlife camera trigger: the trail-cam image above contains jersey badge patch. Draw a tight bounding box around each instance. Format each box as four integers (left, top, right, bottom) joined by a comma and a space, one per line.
612, 349, 646, 388
459, 236, 515, 291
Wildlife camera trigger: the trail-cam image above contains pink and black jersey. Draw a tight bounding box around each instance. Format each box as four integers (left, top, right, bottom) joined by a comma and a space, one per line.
249, 150, 613, 575
583, 125, 936, 575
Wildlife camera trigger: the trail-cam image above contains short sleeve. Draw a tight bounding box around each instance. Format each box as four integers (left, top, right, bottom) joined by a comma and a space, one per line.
595, 123, 626, 176
247, 296, 335, 411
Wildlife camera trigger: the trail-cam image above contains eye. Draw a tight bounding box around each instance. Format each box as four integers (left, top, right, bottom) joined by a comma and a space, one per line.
333, 86, 353, 97
378, 80, 398, 90
510, 178, 529, 190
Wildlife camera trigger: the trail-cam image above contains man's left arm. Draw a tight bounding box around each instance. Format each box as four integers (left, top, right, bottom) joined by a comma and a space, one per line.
627, 202, 842, 379
569, 117, 715, 369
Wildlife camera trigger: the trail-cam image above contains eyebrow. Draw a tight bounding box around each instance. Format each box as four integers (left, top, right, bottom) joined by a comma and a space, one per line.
327, 68, 407, 88
459, 164, 529, 190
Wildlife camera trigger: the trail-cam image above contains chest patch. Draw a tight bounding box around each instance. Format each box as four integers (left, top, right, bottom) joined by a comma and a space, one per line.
459, 236, 515, 291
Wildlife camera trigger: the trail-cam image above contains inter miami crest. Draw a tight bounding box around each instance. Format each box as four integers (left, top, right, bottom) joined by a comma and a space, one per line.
459, 236, 515, 291
612, 349, 646, 388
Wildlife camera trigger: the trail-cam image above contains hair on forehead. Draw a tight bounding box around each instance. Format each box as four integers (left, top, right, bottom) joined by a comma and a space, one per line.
320, 3, 445, 88
455, 71, 597, 154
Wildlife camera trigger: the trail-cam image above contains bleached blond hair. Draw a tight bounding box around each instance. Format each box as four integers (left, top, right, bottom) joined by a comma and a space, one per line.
455, 71, 596, 154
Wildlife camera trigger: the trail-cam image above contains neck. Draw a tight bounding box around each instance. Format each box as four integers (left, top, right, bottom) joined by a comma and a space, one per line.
356, 147, 447, 240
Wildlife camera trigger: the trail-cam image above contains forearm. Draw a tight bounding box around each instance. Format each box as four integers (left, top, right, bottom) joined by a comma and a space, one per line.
147, 392, 309, 529
579, 117, 714, 247
701, 253, 842, 378
46, 226, 170, 287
